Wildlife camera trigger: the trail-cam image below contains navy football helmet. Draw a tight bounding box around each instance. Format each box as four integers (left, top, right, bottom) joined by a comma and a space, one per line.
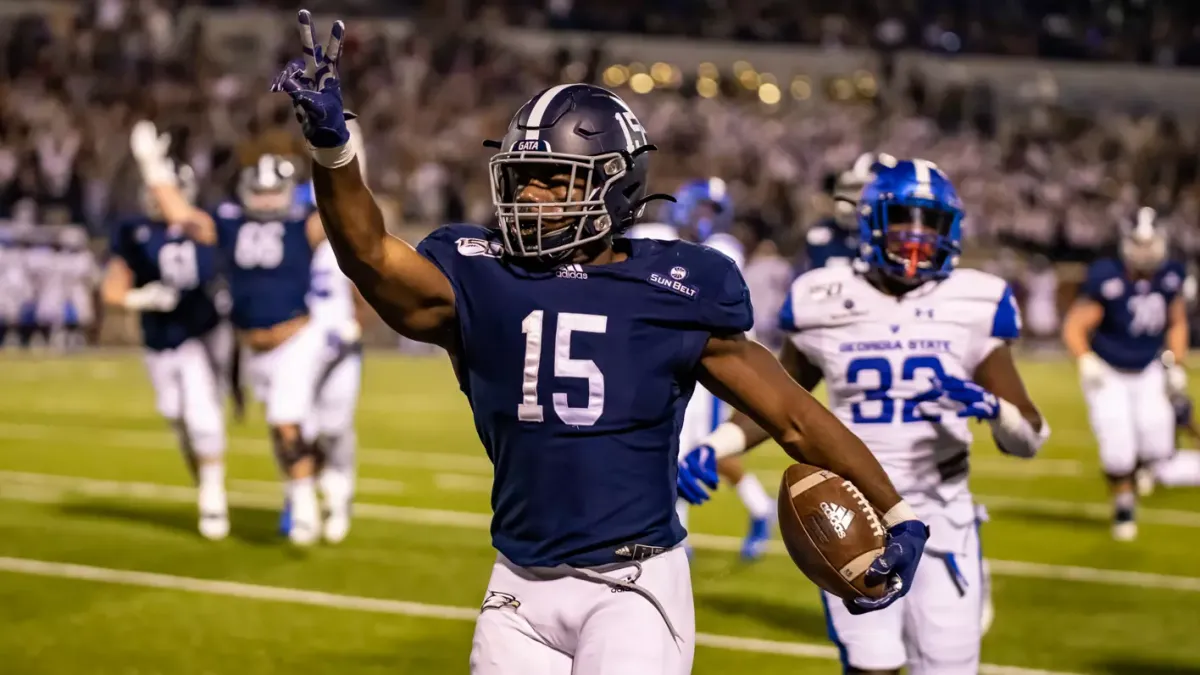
487, 83, 664, 259
238, 154, 297, 219
858, 158, 964, 282
1120, 206, 1167, 272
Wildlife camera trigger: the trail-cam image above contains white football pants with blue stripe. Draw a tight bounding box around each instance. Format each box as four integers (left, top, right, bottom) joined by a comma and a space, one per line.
822, 494, 983, 674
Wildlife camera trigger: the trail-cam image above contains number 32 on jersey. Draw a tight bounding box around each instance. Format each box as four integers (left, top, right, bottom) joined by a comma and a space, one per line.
518, 310, 606, 426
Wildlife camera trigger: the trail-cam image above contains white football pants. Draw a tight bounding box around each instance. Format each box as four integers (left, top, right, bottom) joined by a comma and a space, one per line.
470, 547, 695, 675
1083, 361, 1174, 477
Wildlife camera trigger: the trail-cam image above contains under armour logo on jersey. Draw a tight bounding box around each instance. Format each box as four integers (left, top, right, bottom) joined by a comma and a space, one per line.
915, 308, 934, 319
556, 264, 588, 279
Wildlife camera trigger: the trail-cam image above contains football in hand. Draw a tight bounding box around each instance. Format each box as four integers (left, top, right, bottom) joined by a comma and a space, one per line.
777, 463, 888, 600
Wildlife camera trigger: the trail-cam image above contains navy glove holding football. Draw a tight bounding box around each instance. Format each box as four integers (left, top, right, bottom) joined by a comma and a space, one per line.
270, 10, 355, 152
845, 519, 930, 615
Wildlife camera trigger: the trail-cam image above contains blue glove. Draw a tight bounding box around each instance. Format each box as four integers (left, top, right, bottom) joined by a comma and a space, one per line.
845, 519, 929, 615
931, 374, 1000, 421
270, 10, 355, 149
676, 445, 719, 505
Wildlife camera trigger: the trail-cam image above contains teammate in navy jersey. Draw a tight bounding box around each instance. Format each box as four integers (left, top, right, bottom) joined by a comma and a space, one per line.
273, 12, 926, 673
1063, 206, 1190, 540
131, 122, 330, 547
101, 159, 231, 540
804, 153, 895, 271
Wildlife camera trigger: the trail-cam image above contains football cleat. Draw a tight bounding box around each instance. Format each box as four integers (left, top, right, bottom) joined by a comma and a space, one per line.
288, 482, 321, 547
197, 486, 229, 541
1112, 506, 1137, 542
740, 516, 772, 562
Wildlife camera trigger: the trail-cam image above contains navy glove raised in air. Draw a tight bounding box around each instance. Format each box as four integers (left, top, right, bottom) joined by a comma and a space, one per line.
845, 519, 930, 615
676, 444, 719, 505
270, 10, 355, 150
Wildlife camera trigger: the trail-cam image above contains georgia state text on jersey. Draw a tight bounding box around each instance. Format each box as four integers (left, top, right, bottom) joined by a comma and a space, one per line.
780, 264, 1019, 497
417, 224, 753, 568
110, 218, 220, 350
212, 201, 316, 330
1082, 257, 1186, 371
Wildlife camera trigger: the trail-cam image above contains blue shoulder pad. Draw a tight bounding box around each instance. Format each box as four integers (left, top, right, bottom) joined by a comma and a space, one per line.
991, 284, 1021, 340
1081, 258, 1122, 302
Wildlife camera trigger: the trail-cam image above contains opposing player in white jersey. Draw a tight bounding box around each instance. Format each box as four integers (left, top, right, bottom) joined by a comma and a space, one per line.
626, 177, 776, 560
1061, 207, 1189, 540
0, 226, 33, 347
102, 160, 231, 539
55, 226, 101, 350
680, 160, 1050, 674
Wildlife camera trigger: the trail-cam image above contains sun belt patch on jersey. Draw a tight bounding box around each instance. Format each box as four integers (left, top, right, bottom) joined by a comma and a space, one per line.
648, 266, 698, 298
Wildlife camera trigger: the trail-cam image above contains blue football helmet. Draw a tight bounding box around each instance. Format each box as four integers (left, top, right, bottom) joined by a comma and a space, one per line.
488, 83, 664, 259
238, 154, 297, 219
667, 177, 733, 241
858, 159, 963, 282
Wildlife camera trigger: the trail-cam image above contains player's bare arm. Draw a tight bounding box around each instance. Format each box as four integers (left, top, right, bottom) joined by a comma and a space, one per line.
128, 121, 216, 246
697, 333, 906, 515
274, 11, 456, 346
100, 257, 133, 307
713, 339, 826, 456
973, 344, 1043, 429
1166, 296, 1189, 365
1062, 298, 1104, 359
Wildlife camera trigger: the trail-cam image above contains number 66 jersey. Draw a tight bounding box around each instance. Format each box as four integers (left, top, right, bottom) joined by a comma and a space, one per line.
780, 264, 1019, 504
417, 224, 753, 568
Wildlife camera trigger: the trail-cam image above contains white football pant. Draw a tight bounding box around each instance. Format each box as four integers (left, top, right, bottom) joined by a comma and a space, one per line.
1083, 362, 1174, 477
142, 329, 226, 460
242, 319, 326, 426
470, 547, 694, 675
823, 496, 982, 674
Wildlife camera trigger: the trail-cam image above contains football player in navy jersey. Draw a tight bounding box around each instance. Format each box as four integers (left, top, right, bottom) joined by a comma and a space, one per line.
101, 159, 231, 540
804, 153, 895, 271
1063, 207, 1190, 541
131, 123, 330, 547
273, 12, 927, 673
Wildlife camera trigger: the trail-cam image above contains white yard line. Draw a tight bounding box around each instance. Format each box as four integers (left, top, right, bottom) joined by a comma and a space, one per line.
0, 555, 1080, 675
0, 471, 1197, 593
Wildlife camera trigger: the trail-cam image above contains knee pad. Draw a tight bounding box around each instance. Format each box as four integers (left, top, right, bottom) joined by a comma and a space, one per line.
1099, 444, 1138, 478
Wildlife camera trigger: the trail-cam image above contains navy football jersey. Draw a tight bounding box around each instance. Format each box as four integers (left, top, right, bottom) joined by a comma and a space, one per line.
1083, 257, 1186, 371
212, 202, 315, 330
418, 224, 753, 567
109, 218, 220, 351
804, 217, 859, 271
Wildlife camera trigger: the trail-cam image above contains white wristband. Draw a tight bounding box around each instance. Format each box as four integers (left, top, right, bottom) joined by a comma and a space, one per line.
704, 422, 748, 460
308, 141, 356, 170
988, 399, 1050, 459
882, 501, 918, 528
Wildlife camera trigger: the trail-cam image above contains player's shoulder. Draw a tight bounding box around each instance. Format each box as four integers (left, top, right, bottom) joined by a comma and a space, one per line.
417, 223, 503, 262
936, 268, 1010, 303
1086, 257, 1124, 281
623, 222, 679, 241
701, 232, 744, 269
634, 238, 753, 333
779, 265, 860, 332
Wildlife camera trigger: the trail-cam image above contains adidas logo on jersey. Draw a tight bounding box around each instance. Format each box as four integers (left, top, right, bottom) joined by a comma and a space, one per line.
556, 264, 588, 280
821, 501, 855, 539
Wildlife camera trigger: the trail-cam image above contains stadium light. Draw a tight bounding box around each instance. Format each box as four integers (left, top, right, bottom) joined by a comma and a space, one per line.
602, 65, 629, 87
738, 69, 760, 90
697, 77, 719, 98
791, 76, 812, 100
629, 73, 655, 94
698, 62, 719, 79
628, 61, 647, 74
854, 71, 877, 98
651, 62, 673, 84
758, 82, 782, 105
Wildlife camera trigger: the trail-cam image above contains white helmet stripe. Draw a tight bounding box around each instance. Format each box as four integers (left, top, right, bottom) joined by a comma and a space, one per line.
524, 84, 575, 141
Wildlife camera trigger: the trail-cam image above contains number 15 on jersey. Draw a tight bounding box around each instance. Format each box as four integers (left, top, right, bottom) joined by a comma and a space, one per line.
519, 310, 607, 427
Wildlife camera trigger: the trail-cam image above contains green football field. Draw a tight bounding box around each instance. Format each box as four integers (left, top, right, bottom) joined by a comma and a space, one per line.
1, 352, 1199, 675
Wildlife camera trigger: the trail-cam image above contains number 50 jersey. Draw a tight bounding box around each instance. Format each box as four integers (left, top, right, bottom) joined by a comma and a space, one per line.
418, 224, 753, 568
780, 265, 1020, 499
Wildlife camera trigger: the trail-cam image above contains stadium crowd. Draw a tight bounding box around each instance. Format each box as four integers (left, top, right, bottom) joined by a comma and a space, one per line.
3, 1, 1200, 267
